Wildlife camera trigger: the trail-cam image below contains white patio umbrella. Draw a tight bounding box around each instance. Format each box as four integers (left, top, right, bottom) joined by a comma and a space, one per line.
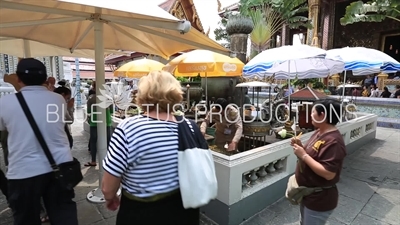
326, 47, 400, 100
0, 37, 94, 58
243, 45, 344, 79
326, 47, 400, 76
0, 37, 133, 58
0, 0, 230, 203
243, 45, 345, 129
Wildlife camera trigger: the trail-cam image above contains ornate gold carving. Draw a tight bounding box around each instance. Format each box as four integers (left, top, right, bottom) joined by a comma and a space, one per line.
243, 123, 271, 135
206, 26, 211, 36
384, 79, 400, 85
307, 0, 320, 46
377, 72, 388, 90
217, 0, 222, 12
172, 3, 187, 20
330, 74, 340, 87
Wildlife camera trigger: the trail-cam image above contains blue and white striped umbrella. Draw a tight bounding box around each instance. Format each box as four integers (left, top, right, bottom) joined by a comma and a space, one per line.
243, 45, 345, 79
326, 47, 400, 76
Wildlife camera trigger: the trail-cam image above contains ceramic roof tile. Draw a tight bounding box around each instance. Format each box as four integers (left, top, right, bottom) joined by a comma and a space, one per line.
159, 0, 176, 12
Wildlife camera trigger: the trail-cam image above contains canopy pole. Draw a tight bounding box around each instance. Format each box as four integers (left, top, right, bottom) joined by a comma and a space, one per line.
288, 60, 291, 121
23, 39, 31, 58
75, 58, 82, 108
342, 70, 347, 102
87, 19, 109, 203
205, 72, 208, 106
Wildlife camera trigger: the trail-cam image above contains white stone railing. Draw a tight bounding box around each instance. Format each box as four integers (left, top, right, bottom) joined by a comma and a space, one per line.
0, 82, 15, 97
211, 112, 378, 206
89, 113, 377, 207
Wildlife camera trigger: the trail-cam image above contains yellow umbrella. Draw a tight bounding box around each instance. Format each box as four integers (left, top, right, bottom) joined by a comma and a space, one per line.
163, 50, 244, 104
163, 50, 244, 77
114, 58, 165, 78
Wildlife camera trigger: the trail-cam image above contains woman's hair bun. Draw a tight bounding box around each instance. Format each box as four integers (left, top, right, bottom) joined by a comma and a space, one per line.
58, 80, 66, 86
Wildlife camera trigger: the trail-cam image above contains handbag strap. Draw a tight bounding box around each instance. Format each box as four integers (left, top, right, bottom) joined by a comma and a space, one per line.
16, 92, 59, 171
174, 115, 208, 150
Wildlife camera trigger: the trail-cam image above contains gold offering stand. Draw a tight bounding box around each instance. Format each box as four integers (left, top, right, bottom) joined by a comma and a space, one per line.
236, 81, 273, 151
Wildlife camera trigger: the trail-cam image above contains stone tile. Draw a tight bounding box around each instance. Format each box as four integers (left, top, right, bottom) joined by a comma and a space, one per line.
368, 148, 400, 163
266, 205, 299, 225
345, 147, 371, 161
341, 156, 394, 185
376, 179, 400, 200
0, 207, 12, 225
361, 193, 400, 225
240, 208, 276, 225
96, 203, 118, 219
360, 139, 387, 150
327, 217, 346, 225
378, 142, 400, 154
336, 176, 377, 204
200, 214, 218, 225
351, 213, 391, 225
76, 200, 104, 225
330, 195, 365, 224
80, 167, 102, 186
386, 167, 400, 182
375, 129, 398, 141
375, 132, 391, 140
74, 186, 98, 202
91, 219, 107, 225
105, 216, 117, 225
266, 197, 297, 215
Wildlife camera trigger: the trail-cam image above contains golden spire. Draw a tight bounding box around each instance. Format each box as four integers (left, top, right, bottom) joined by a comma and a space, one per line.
217, 0, 222, 12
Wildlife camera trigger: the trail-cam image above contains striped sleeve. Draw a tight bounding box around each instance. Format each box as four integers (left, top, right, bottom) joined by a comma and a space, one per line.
102, 126, 129, 178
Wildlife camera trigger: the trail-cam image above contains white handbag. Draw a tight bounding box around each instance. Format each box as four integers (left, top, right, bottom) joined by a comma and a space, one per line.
175, 116, 218, 209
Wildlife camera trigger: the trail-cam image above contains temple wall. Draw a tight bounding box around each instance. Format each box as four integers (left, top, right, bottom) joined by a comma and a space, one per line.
0, 54, 63, 80
333, 1, 399, 49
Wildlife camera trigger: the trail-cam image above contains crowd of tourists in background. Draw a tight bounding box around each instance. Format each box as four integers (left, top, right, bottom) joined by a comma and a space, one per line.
337, 73, 400, 98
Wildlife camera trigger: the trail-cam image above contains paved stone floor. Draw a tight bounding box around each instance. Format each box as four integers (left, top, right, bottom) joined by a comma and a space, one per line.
0, 118, 399, 225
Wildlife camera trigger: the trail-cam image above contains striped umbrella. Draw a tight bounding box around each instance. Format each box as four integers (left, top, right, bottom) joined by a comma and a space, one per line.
326, 47, 400, 76
243, 45, 344, 80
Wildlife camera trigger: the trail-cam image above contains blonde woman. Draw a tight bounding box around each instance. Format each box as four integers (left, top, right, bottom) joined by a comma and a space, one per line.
101, 71, 200, 225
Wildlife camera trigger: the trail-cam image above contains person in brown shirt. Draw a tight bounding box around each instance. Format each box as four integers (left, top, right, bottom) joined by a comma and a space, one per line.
291, 99, 346, 225
200, 98, 243, 151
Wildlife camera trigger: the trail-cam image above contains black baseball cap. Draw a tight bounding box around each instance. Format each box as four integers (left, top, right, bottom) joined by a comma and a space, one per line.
215, 98, 228, 110
16, 58, 47, 76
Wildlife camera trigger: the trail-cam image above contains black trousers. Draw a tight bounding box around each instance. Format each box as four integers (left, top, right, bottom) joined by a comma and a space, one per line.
0, 169, 7, 201
8, 172, 78, 225
116, 191, 200, 225
89, 126, 111, 162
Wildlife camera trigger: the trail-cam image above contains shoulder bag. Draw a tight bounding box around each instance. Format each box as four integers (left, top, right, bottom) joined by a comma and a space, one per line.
285, 174, 335, 205
16, 92, 83, 190
175, 115, 218, 209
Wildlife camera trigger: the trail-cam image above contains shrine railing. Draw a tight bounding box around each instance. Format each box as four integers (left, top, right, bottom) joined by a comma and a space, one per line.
211, 112, 378, 206
0, 85, 15, 97
100, 112, 377, 207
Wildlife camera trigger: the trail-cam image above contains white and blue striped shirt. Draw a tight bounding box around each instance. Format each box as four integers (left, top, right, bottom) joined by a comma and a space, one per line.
103, 115, 183, 197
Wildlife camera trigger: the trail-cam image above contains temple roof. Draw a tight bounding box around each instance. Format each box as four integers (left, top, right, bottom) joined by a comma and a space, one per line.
159, 0, 176, 11
105, 0, 205, 64
287, 86, 329, 101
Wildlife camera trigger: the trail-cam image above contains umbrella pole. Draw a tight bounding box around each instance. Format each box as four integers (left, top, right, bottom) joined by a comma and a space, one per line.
75, 58, 82, 109
342, 70, 347, 102
205, 72, 208, 107
23, 39, 31, 58
288, 60, 291, 121
87, 20, 120, 203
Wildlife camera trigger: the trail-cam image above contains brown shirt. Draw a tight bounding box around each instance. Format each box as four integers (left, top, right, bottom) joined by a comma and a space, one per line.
295, 129, 346, 212
200, 105, 243, 144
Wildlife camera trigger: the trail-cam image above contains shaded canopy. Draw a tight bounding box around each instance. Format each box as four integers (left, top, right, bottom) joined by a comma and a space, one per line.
0, 0, 229, 59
